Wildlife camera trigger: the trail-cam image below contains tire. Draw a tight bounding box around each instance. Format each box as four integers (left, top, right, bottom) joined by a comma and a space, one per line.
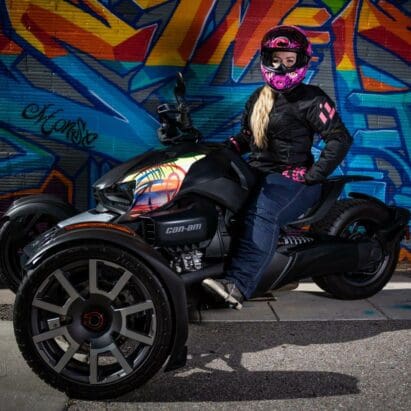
0, 213, 61, 293
311, 199, 399, 300
13, 244, 174, 400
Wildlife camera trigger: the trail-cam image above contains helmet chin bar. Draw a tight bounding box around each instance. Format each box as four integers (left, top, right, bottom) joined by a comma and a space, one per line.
260, 64, 309, 92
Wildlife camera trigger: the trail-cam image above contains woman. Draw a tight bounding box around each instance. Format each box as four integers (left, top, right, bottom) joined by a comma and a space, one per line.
202, 25, 353, 309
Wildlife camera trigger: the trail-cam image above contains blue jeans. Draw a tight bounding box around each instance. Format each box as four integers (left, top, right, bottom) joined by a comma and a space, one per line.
226, 173, 322, 299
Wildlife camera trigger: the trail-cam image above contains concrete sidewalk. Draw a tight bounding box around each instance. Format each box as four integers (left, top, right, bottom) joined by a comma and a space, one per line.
199, 272, 411, 322
1, 272, 411, 322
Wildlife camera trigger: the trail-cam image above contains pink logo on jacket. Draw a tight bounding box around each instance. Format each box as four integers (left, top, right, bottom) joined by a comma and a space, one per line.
319, 102, 336, 124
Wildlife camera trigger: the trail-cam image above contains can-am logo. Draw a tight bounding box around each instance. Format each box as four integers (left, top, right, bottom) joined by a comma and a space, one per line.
165, 224, 202, 234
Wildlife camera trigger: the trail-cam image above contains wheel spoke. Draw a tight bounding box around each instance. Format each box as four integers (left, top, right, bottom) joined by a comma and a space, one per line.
33, 326, 68, 343
119, 327, 154, 346
54, 341, 80, 373
115, 301, 154, 316
116, 300, 155, 345
110, 344, 132, 375
105, 271, 128, 301
54, 269, 81, 300
88, 260, 134, 300
32, 299, 66, 315
89, 259, 98, 294
107, 270, 132, 301
89, 349, 99, 384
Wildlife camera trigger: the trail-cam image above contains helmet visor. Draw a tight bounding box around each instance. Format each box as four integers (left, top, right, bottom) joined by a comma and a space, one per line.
261, 48, 308, 73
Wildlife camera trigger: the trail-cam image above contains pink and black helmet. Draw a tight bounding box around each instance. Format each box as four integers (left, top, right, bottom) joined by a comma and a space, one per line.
260, 25, 312, 92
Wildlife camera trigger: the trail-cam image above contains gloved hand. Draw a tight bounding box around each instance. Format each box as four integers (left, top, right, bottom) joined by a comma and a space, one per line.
225, 137, 242, 153
304, 172, 325, 185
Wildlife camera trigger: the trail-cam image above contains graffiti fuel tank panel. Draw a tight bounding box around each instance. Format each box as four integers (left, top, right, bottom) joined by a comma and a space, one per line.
122, 153, 205, 216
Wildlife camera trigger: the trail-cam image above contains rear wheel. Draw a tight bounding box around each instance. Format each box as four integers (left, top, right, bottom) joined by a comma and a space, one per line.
13, 244, 173, 400
311, 199, 399, 299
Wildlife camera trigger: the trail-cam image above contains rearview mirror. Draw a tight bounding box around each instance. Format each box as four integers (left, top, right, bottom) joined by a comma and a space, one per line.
174, 72, 186, 98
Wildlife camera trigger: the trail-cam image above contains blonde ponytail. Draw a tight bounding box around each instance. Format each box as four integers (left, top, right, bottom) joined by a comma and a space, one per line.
250, 85, 275, 149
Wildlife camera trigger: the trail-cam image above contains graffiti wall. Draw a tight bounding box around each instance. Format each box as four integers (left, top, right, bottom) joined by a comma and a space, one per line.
0, 0, 410, 258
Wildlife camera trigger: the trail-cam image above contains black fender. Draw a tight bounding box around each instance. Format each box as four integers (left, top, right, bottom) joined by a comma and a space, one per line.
349, 192, 410, 243
25, 225, 188, 372
1, 194, 77, 224
348, 191, 388, 209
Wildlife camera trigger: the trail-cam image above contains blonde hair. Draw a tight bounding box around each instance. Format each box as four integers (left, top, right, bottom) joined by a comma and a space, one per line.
250, 85, 275, 149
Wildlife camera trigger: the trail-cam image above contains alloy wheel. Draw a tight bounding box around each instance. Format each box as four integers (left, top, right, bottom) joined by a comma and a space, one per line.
30, 258, 157, 385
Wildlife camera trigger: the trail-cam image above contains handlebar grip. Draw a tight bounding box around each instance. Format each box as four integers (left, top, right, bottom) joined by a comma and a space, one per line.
178, 104, 192, 129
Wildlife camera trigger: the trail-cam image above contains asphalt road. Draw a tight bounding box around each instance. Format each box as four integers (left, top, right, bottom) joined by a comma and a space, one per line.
64, 320, 410, 410
0, 319, 410, 410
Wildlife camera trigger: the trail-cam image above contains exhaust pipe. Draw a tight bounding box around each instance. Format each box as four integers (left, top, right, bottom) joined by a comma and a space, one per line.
181, 263, 224, 286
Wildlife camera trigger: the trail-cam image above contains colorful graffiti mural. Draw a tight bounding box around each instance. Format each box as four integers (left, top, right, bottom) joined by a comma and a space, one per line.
0, 0, 410, 258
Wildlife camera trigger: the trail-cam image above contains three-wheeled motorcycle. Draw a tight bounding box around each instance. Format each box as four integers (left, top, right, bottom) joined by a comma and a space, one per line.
1, 73, 409, 399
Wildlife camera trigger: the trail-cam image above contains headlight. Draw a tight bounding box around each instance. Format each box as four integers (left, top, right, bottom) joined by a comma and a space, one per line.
94, 181, 135, 212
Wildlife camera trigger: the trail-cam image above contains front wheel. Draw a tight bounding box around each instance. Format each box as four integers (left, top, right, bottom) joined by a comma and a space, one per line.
311, 199, 400, 300
13, 244, 174, 400
0, 194, 78, 293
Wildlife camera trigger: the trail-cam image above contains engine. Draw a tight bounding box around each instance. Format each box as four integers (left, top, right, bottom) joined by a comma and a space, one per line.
168, 248, 204, 273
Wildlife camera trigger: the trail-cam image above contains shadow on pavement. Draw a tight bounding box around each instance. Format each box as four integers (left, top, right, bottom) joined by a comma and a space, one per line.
126, 370, 359, 402
118, 320, 410, 403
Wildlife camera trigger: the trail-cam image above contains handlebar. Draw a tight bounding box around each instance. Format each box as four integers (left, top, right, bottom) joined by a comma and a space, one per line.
156, 72, 202, 144
177, 102, 192, 130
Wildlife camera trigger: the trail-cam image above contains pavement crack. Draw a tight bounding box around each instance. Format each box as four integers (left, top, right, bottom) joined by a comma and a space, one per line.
366, 299, 391, 319
267, 301, 280, 321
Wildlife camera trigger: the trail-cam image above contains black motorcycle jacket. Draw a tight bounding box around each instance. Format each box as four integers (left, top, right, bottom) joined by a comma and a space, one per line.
229, 84, 353, 184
